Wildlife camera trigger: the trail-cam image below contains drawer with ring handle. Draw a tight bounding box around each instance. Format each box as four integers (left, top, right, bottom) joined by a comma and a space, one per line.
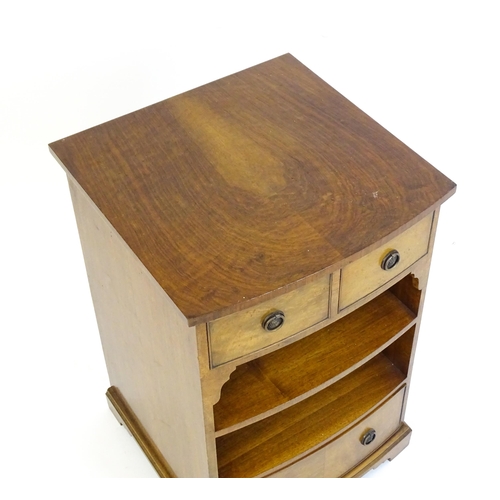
268, 387, 405, 478
339, 213, 433, 310
208, 275, 330, 367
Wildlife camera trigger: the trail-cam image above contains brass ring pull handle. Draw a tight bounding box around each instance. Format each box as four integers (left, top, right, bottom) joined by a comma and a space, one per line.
360, 428, 377, 446
262, 311, 285, 332
381, 250, 400, 270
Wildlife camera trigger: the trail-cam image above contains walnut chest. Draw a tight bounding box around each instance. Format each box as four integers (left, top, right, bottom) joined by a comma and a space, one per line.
49, 54, 456, 477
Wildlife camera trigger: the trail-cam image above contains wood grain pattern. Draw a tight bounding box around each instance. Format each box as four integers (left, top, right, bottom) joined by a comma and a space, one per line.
68, 177, 210, 477
216, 354, 405, 478
208, 273, 330, 366
268, 387, 405, 478
214, 288, 415, 434
50, 53, 456, 325
339, 212, 433, 309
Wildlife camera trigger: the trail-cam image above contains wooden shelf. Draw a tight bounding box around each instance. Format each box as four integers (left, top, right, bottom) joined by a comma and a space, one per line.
216, 353, 405, 478
214, 290, 415, 435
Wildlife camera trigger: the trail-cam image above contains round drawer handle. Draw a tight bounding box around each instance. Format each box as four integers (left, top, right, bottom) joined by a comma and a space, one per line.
381, 249, 400, 271
262, 310, 285, 332
360, 428, 377, 446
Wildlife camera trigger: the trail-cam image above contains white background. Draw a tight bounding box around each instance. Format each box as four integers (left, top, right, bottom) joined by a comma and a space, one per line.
1, 0, 498, 496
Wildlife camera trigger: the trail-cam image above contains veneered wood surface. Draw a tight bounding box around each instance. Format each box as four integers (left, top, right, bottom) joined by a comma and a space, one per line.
214, 289, 415, 434
68, 178, 210, 477
50, 53, 456, 325
268, 387, 405, 478
216, 354, 405, 478
209, 273, 330, 366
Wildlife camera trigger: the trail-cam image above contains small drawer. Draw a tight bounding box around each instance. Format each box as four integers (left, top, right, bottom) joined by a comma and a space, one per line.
268, 386, 405, 478
339, 213, 433, 310
208, 274, 331, 367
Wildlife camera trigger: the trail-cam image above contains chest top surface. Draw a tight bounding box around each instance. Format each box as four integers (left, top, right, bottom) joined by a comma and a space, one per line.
49, 53, 456, 325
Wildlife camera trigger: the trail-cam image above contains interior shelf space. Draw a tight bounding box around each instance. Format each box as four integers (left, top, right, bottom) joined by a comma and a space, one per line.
214, 281, 419, 435
216, 346, 408, 478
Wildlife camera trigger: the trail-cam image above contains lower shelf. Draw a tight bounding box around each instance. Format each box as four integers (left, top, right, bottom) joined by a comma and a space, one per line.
216, 353, 406, 478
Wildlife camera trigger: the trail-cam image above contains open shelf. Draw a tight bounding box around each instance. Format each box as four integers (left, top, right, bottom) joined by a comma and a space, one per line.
216, 350, 406, 478
214, 287, 416, 435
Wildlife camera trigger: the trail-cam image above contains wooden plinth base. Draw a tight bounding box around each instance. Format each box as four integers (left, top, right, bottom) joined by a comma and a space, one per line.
106, 386, 411, 478
106, 386, 174, 478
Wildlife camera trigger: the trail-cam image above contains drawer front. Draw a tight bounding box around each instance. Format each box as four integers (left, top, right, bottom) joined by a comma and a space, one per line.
268, 387, 405, 478
209, 274, 330, 366
339, 213, 433, 309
